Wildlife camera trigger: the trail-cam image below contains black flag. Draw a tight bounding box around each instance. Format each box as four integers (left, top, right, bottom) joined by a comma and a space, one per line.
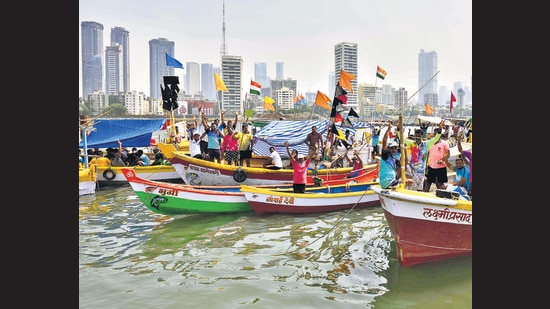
348, 107, 359, 118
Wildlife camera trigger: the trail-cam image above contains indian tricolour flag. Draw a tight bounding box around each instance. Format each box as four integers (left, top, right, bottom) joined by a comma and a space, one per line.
250, 80, 261, 95
376, 66, 387, 80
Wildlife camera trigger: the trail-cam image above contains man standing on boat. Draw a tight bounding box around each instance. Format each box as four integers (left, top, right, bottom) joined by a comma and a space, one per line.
235, 124, 253, 167
201, 122, 224, 164
305, 125, 323, 158
285, 141, 312, 193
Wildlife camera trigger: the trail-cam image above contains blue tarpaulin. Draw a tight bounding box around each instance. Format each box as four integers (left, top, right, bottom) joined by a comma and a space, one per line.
79, 118, 166, 149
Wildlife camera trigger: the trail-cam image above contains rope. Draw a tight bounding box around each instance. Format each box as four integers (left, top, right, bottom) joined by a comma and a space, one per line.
274, 187, 372, 256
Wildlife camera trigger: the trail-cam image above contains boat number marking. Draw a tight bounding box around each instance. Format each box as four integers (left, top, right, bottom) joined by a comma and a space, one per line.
423, 207, 472, 223
189, 164, 221, 176
265, 196, 295, 205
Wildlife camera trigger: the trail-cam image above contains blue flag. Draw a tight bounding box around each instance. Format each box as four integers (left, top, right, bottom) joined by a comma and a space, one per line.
165, 53, 184, 69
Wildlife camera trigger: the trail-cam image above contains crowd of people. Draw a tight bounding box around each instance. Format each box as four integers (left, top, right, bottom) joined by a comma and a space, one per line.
80, 113, 472, 199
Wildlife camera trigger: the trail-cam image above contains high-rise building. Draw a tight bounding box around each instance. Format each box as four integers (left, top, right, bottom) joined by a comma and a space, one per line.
201, 63, 217, 101
81, 21, 104, 98
328, 71, 335, 98
110, 27, 130, 93
276, 62, 284, 80
105, 45, 123, 95
149, 38, 177, 100
185, 62, 201, 97
270, 78, 297, 107
220, 55, 243, 114
418, 49, 438, 106
334, 42, 358, 109
254, 62, 268, 88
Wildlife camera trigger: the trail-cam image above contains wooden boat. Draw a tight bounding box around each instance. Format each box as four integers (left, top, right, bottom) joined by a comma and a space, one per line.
121, 165, 379, 216
79, 165, 97, 196
121, 168, 254, 215
370, 114, 472, 267
96, 165, 182, 186
157, 142, 378, 186
371, 185, 472, 267
240, 182, 380, 215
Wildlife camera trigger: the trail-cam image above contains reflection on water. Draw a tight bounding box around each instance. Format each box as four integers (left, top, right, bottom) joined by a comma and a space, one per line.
79, 186, 472, 308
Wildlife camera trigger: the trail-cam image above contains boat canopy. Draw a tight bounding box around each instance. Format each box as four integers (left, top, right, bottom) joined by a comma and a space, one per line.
79, 118, 166, 149
252, 119, 374, 157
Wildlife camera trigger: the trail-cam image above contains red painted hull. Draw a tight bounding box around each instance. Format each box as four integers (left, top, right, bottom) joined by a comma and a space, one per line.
383, 211, 472, 267
372, 186, 472, 267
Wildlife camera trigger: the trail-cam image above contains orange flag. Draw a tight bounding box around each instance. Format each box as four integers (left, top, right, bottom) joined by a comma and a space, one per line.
339, 69, 356, 94
214, 72, 228, 91
264, 96, 275, 111
314, 90, 332, 111
425, 103, 434, 115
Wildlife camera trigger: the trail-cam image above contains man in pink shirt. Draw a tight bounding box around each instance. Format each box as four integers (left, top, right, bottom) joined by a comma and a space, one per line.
285, 141, 312, 193
424, 128, 450, 192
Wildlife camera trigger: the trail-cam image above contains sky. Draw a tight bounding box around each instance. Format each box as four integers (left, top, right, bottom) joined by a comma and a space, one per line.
79, 0, 472, 103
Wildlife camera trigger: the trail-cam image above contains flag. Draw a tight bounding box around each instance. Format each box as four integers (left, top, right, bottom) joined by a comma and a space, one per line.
332, 95, 348, 108
339, 69, 356, 93
331, 123, 346, 140
334, 85, 348, 97
376, 66, 387, 80
264, 96, 275, 111
314, 90, 332, 111
348, 107, 359, 118
165, 53, 184, 69
250, 80, 261, 95
342, 117, 353, 127
425, 103, 434, 115
331, 107, 343, 123
450, 91, 456, 115
214, 72, 228, 91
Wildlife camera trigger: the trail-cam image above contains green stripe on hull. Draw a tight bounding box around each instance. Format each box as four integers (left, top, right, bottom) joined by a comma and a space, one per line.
135, 192, 253, 215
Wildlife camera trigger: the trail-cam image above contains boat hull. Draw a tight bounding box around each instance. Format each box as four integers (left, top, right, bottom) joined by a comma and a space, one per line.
372, 185, 472, 267
96, 165, 182, 186
79, 167, 97, 196
121, 168, 252, 215
241, 183, 379, 214
168, 151, 377, 186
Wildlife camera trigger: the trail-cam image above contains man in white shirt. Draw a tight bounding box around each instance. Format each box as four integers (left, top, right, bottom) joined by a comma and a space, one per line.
263, 146, 283, 170
189, 133, 203, 159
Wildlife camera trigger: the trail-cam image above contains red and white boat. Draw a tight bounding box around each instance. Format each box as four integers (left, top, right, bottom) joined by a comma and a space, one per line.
371, 185, 472, 267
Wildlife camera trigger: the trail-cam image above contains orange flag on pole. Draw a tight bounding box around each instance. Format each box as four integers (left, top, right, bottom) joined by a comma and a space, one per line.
425, 103, 434, 115
314, 90, 332, 111
339, 69, 356, 94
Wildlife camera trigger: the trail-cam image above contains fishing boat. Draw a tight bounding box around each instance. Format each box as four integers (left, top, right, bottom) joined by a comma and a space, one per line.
370, 115, 472, 267
371, 185, 472, 267
122, 168, 254, 215
79, 118, 182, 186
240, 182, 379, 215
122, 165, 379, 216
159, 142, 377, 186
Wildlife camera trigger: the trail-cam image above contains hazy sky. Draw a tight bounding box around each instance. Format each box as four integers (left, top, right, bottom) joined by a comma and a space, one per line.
79, 0, 472, 103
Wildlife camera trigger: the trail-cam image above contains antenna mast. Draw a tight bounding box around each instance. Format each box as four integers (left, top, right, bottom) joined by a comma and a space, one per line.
220, 0, 227, 56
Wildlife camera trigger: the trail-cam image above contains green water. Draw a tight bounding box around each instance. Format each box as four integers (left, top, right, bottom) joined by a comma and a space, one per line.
79, 185, 472, 308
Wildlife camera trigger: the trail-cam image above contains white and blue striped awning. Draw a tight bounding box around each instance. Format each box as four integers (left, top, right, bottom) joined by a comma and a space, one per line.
252, 120, 374, 158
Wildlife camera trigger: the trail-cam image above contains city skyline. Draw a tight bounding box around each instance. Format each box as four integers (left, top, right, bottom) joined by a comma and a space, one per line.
79, 0, 472, 103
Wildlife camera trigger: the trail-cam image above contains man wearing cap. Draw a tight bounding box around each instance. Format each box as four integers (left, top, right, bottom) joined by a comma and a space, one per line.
285, 141, 312, 193
379, 122, 403, 189
403, 120, 444, 191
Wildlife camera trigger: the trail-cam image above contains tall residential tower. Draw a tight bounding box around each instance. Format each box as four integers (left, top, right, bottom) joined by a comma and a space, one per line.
81, 21, 104, 98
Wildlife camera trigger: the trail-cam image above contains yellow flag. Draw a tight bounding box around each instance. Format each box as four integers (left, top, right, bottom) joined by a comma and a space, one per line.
214, 72, 228, 91
264, 96, 275, 111
314, 90, 332, 111
339, 69, 356, 94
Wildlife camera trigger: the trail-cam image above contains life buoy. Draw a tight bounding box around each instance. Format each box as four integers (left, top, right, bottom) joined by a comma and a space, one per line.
233, 169, 247, 182
103, 168, 116, 181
